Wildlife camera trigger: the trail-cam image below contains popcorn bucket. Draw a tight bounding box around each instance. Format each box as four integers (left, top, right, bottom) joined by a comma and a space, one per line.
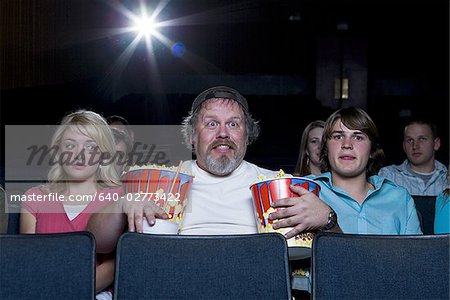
122, 167, 194, 230
249, 177, 320, 248
142, 219, 179, 234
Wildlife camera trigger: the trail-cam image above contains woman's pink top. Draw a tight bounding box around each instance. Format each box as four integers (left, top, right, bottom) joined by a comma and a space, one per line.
22, 185, 123, 233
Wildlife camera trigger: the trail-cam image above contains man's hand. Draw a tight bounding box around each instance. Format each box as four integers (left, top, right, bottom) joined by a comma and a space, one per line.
120, 193, 169, 233
269, 185, 333, 238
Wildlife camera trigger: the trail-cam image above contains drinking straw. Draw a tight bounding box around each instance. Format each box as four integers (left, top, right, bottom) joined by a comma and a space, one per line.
164, 160, 183, 213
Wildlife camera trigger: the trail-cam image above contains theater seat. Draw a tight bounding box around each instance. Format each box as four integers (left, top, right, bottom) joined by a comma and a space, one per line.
0, 232, 96, 299
114, 233, 291, 300
312, 232, 450, 300
0, 186, 6, 233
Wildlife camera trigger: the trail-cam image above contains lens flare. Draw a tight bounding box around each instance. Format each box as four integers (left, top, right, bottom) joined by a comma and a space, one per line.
171, 43, 186, 57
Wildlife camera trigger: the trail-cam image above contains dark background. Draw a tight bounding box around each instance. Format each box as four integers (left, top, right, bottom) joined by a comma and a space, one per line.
1, 0, 449, 184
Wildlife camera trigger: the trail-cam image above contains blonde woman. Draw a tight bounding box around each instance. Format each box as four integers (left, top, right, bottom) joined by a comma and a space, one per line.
20, 110, 123, 299
293, 120, 325, 176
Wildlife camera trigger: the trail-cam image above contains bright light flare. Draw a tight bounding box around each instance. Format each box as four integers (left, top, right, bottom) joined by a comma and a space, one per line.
100, 0, 224, 95
132, 15, 158, 37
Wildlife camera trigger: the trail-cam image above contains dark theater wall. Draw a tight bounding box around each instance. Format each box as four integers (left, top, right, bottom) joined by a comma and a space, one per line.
1, 0, 448, 179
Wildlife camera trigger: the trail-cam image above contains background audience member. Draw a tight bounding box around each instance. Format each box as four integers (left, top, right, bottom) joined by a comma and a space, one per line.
88, 86, 336, 253
106, 115, 134, 142
272, 107, 422, 235
293, 120, 325, 176
379, 119, 447, 196
435, 164, 450, 234
20, 110, 122, 299
110, 127, 133, 176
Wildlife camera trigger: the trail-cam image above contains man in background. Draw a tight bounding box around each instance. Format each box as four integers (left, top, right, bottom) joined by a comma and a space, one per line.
379, 119, 447, 196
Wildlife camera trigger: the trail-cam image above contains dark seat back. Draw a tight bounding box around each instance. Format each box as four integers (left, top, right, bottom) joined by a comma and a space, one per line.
412, 195, 437, 234
114, 232, 291, 300
0, 232, 96, 299
6, 213, 20, 234
0, 186, 6, 233
312, 232, 450, 300
2, 187, 21, 234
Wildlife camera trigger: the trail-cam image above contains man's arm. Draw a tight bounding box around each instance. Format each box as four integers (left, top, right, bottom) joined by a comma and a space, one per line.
270, 185, 342, 238
95, 256, 115, 292
87, 201, 127, 253
19, 208, 37, 234
326, 222, 342, 233
87, 194, 169, 253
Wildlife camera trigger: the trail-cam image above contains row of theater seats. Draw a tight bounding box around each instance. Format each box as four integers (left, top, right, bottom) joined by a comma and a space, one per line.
1, 232, 449, 300
0, 232, 292, 300
2, 195, 440, 235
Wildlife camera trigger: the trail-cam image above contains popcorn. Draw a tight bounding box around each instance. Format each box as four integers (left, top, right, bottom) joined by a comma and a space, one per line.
155, 188, 165, 197
257, 169, 287, 181
128, 163, 192, 176
255, 208, 314, 248
123, 164, 194, 225
276, 169, 286, 178
250, 175, 319, 248
292, 268, 310, 277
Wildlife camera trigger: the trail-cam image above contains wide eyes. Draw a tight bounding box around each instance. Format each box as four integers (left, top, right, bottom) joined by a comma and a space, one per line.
85, 143, 98, 151
62, 141, 98, 151
63, 142, 75, 150
207, 121, 218, 128
205, 121, 239, 128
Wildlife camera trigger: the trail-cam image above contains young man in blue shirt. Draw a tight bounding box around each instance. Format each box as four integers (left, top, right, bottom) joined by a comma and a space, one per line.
271, 107, 422, 235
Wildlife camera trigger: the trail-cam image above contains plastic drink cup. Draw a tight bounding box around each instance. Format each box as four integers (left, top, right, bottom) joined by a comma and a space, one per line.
142, 218, 179, 234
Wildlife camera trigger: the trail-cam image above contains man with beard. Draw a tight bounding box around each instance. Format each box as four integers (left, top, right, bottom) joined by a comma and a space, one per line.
88, 86, 336, 253
379, 119, 447, 196
179, 86, 286, 234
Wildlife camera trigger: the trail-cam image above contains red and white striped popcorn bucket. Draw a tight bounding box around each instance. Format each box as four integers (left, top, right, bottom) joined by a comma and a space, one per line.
122, 167, 194, 225
250, 177, 320, 247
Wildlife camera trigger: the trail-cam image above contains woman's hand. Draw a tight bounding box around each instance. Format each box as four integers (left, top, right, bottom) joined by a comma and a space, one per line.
120, 193, 168, 233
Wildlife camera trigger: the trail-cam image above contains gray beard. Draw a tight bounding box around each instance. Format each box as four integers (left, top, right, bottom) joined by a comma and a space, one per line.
205, 155, 241, 176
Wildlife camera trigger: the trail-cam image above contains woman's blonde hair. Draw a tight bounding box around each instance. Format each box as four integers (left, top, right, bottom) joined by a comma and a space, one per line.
293, 120, 325, 176
47, 110, 120, 193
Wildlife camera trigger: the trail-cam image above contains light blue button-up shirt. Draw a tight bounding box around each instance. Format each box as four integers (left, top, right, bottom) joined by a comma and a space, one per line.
312, 172, 422, 234
378, 160, 447, 196
434, 191, 450, 234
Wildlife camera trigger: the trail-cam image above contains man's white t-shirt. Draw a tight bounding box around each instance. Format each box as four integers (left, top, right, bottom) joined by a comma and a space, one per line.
179, 160, 279, 235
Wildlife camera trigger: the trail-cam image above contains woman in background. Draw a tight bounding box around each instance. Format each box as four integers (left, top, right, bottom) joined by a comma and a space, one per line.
20, 110, 122, 299
293, 120, 325, 176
